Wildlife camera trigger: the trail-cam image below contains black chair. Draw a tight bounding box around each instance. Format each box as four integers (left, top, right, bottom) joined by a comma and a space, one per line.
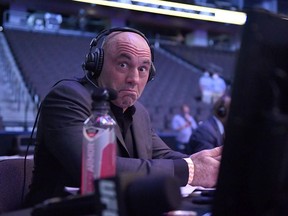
0, 158, 34, 214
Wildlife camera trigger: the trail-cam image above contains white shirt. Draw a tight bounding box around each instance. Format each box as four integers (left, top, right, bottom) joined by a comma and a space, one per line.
199, 72, 213, 92
212, 74, 226, 95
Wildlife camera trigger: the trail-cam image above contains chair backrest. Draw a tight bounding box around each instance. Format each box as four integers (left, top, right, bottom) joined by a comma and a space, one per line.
0, 158, 34, 213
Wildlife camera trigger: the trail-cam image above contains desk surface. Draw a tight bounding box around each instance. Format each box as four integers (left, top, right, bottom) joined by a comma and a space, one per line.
1, 199, 212, 216
1, 185, 213, 216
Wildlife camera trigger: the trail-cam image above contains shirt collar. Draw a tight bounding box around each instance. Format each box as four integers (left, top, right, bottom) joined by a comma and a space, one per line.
110, 103, 136, 117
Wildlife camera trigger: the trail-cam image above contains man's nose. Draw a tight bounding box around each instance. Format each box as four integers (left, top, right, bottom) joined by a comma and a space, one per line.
126, 69, 140, 84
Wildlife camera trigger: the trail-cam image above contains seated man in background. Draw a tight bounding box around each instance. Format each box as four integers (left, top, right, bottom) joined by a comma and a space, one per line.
188, 94, 231, 154
25, 27, 222, 206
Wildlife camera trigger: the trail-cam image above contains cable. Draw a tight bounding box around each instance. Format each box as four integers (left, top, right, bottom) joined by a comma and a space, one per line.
21, 102, 41, 204
82, 63, 100, 90
21, 78, 80, 205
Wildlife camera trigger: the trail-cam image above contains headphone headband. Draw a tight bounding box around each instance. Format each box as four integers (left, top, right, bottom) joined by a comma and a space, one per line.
83, 27, 156, 81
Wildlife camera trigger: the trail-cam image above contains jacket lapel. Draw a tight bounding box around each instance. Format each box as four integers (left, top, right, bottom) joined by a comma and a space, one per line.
109, 110, 130, 156
131, 109, 150, 159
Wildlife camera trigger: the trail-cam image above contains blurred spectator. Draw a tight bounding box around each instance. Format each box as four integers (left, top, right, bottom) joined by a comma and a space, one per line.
78, 9, 87, 31
187, 94, 231, 154
211, 72, 227, 103
44, 13, 62, 30
27, 13, 45, 30
199, 71, 213, 104
171, 104, 198, 153
27, 12, 62, 31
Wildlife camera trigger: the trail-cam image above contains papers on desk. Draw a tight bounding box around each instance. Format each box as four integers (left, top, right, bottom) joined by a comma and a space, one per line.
181, 185, 200, 197
64, 187, 80, 195
0, 155, 33, 160
180, 185, 215, 197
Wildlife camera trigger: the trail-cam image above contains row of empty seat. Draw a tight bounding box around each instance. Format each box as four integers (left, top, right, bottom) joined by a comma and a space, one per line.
161, 44, 238, 83
4, 29, 90, 101
3, 28, 217, 133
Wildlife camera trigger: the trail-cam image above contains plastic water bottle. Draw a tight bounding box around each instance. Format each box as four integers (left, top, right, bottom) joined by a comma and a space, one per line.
81, 88, 117, 195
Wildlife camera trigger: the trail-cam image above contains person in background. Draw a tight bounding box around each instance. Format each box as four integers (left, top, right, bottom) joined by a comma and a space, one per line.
211, 72, 227, 103
171, 104, 198, 153
188, 94, 231, 154
24, 27, 222, 206
199, 71, 213, 104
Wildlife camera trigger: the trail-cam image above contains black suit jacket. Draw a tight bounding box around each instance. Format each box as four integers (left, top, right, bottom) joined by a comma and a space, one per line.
188, 116, 224, 154
25, 78, 189, 206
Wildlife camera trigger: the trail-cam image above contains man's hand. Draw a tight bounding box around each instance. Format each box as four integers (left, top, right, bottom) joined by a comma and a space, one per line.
190, 146, 222, 188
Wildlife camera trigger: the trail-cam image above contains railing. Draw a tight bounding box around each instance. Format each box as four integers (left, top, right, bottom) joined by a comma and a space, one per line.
0, 32, 36, 131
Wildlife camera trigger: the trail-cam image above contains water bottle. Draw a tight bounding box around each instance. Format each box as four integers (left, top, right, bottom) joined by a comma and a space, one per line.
81, 88, 117, 195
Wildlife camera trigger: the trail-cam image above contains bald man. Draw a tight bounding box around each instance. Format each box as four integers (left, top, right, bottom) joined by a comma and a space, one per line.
25, 28, 221, 206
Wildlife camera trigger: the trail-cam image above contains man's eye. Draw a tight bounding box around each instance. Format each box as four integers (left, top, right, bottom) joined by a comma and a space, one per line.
119, 63, 127, 68
139, 67, 148, 73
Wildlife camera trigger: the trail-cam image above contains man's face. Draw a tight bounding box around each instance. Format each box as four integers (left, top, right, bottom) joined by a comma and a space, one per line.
182, 105, 190, 114
97, 32, 152, 110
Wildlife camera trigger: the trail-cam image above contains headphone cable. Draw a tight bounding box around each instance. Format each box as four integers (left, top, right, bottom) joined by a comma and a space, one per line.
21, 102, 41, 205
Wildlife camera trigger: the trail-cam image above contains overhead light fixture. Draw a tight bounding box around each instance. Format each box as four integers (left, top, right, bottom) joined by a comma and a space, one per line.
73, 0, 247, 25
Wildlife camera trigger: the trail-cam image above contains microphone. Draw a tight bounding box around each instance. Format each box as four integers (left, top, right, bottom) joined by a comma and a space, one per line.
106, 88, 117, 100
31, 174, 182, 216
91, 87, 117, 101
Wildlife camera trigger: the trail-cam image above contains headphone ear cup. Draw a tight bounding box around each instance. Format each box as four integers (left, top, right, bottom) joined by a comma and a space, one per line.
84, 48, 104, 78
148, 62, 156, 82
217, 106, 227, 118
147, 44, 155, 82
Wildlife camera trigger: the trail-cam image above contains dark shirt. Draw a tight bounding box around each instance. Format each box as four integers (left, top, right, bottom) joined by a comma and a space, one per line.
110, 103, 138, 157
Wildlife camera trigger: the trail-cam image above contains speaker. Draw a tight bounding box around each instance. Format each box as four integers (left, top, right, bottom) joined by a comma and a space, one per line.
83, 27, 156, 82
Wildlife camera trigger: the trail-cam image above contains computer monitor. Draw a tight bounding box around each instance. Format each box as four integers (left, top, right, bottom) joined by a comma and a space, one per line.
212, 9, 288, 216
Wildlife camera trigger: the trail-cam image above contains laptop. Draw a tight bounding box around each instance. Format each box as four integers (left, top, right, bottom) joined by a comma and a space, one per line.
212, 9, 288, 216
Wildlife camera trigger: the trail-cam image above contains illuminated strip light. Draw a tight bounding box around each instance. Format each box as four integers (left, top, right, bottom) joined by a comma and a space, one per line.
73, 0, 247, 25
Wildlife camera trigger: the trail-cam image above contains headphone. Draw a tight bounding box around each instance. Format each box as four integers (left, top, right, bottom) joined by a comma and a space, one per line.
217, 102, 227, 118
215, 97, 228, 118
83, 27, 156, 82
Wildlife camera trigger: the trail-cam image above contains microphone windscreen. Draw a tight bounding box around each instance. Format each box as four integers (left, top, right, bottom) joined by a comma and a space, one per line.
106, 88, 118, 100
92, 88, 117, 101
126, 175, 182, 216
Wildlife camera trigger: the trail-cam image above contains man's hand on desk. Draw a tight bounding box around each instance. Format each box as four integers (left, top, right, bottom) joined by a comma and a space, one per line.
190, 146, 222, 188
